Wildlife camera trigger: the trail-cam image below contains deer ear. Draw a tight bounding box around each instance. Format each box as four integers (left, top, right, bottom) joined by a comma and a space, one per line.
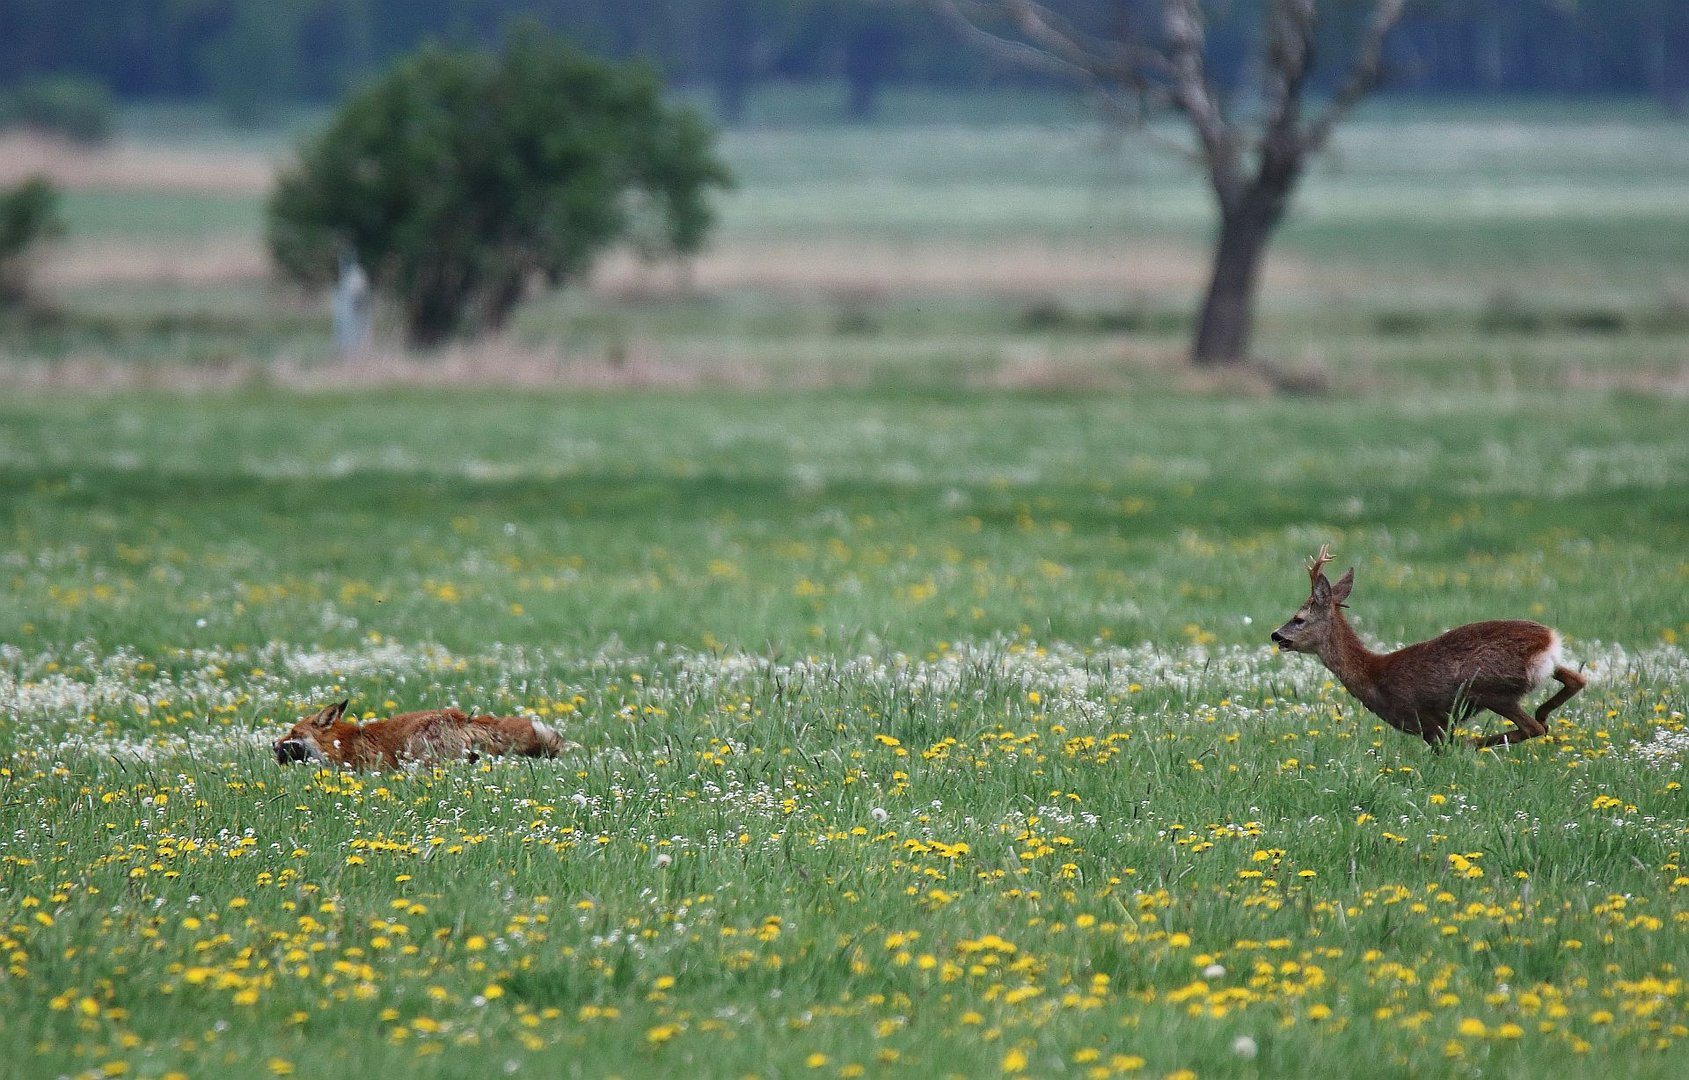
312, 699, 350, 728
1310, 575, 1331, 605
1332, 568, 1354, 605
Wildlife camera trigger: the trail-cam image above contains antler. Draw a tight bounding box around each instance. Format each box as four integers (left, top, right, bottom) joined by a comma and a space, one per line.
1306, 544, 1335, 587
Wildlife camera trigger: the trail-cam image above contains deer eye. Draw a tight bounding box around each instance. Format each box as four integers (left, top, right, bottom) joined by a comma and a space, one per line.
1290, 615, 1307, 627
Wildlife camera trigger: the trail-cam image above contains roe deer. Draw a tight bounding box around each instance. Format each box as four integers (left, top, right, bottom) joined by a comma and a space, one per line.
1271, 546, 1585, 748
272, 700, 569, 769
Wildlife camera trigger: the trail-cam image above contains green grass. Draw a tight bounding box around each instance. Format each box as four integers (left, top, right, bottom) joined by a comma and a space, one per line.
59, 189, 266, 240
1, 388, 1686, 1079
2, 390, 1688, 652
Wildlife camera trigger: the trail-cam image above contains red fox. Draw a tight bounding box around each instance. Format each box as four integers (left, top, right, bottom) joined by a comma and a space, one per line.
272, 700, 568, 769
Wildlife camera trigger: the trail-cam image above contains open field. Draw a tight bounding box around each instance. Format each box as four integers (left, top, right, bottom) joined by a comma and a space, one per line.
2, 389, 1687, 1079
2, 96, 1688, 1078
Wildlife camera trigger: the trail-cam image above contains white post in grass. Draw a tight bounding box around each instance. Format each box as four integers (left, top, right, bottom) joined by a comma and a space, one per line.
332, 250, 371, 359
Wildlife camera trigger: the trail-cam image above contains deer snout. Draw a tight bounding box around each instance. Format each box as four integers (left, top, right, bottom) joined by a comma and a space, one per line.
1270, 629, 1290, 648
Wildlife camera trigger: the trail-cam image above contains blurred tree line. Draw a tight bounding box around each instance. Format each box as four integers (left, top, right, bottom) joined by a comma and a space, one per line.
3, 1, 1687, 125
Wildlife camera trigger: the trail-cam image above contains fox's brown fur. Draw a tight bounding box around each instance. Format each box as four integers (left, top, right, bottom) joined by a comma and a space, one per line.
1271, 547, 1586, 749
273, 700, 567, 769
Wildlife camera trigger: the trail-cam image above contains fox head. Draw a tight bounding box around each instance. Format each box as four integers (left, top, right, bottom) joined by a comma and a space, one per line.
272, 699, 351, 765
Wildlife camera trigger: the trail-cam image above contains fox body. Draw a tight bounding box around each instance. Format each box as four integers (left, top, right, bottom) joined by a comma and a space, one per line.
273, 700, 566, 769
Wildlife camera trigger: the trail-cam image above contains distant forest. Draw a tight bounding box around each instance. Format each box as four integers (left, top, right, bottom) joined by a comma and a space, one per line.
5, 1, 1689, 122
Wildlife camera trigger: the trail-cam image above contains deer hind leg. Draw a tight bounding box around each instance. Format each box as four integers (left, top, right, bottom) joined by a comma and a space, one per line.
1471, 702, 1547, 750
1534, 666, 1586, 728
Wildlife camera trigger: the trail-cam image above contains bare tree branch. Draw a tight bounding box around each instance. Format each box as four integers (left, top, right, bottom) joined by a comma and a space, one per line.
930, 1, 1173, 95
1304, 0, 1409, 154
1262, 0, 1317, 139
926, 0, 1414, 367
1001, 0, 1173, 83
929, 0, 1411, 177
930, 0, 1111, 86
1092, 93, 1209, 168
1251, 0, 1319, 199
1161, 0, 1242, 205
930, 0, 1204, 166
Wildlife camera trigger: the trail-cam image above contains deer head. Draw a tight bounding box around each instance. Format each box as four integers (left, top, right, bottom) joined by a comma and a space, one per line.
1271, 545, 1354, 654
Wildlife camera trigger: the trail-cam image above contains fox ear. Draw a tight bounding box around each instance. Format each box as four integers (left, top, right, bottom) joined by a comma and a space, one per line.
1332, 568, 1354, 605
312, 699, 350, 728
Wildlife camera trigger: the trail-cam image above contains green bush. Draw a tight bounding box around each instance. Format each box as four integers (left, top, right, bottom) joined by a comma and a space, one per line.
266, 24, 732, 347
0, 177, 66, 306
1, 76, 115, 143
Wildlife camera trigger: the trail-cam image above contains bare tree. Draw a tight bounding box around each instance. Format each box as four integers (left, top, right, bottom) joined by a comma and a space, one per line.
932, 0, 1408, 368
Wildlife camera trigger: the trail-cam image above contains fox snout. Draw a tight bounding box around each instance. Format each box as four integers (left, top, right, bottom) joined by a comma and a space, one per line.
274, 737, 320, 765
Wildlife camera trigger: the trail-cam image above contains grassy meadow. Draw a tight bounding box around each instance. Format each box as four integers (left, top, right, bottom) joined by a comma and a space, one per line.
2, 95, 1688, 1079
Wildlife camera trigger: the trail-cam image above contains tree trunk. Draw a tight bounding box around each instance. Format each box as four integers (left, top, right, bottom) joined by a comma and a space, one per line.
480, 269, 529, 334
1191, 202, 1275, 367
405, 277, 468, 349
